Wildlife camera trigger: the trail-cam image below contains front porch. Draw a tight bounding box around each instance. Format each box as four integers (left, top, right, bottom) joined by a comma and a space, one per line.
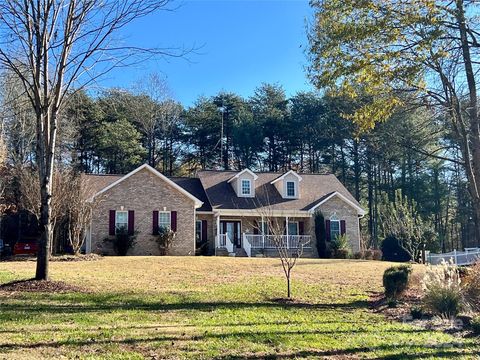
213, 214, 313, 257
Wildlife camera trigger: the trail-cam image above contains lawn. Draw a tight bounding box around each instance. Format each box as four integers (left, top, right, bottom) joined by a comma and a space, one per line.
0, 257, 478, 359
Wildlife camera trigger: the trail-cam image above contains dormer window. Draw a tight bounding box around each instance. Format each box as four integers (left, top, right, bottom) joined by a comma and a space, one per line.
241, 179, 251, 196
270, 170, 302, 199
227, 168, 258, 198
286, 181, 295, 197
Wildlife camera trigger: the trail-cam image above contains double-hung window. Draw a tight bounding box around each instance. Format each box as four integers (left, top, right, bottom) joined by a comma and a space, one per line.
286, 181, 295, 197
330, 220, 341, 240
288, 221, 299, 236
158, 211, 171, 231
115, 211, 128, 234
260, 221, 269, 235
241, 179, 251, 196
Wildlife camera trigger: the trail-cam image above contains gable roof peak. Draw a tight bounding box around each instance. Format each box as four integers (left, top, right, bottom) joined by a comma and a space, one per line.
227, 168, 258, 183
270, 169, 303, 184
90, 163, 204, 208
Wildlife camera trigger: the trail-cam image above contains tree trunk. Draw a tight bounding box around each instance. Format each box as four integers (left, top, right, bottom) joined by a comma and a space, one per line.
287, 273, 291, 298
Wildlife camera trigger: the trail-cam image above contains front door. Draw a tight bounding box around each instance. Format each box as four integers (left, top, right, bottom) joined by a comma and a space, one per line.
221, 221, 241, 248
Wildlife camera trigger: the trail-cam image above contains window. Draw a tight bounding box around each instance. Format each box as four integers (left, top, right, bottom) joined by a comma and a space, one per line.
241, 179, 251, 195
288, 221, 299, 235
115, 211, 128, 234
330, 220, 340, 240
286, 181, 295, 197
158, 211, 171, 230
196, 220, 202, 242
260, 221, 269, 235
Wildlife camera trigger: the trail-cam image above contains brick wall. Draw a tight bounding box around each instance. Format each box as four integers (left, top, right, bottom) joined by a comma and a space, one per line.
316, 196, 361, 253
90, 168, 196, 256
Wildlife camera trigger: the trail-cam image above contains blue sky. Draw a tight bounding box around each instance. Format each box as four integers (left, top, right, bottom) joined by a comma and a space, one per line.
99, 0, 314, 107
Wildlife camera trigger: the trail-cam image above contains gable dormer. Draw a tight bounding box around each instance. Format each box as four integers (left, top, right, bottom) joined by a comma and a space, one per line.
270, 170, 302, 199
227, 169, 258, 198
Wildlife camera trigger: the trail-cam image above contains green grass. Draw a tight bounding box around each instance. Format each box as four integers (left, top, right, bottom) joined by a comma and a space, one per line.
0, 257, 478, 359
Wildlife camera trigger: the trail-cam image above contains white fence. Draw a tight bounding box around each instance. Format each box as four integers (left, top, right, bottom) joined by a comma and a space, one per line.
426, 248, 480, 266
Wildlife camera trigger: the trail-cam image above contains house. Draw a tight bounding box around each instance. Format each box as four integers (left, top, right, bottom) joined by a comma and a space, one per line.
84, 164, 365, 257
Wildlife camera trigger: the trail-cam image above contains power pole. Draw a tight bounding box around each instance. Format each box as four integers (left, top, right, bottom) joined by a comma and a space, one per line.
220, 105, 225, 170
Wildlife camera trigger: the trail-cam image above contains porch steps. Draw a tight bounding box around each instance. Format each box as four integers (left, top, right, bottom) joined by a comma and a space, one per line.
215, 248, 230, 256
234, 248, 248, 257
214, 248, 248, 257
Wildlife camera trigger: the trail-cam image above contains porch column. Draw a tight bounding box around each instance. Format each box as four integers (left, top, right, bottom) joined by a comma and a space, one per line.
216, 214, 220, 238
285, 216, 289, 249
261, 215, 265, 249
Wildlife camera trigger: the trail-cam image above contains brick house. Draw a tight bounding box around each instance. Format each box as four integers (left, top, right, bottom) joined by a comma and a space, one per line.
85, 164, 365, 257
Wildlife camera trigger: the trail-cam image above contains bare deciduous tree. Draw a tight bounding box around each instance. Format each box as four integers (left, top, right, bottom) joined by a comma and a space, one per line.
252, 189, 310, 299
67, 174, 101, 254
16, 167, 101, 254
0, 0, 180, 279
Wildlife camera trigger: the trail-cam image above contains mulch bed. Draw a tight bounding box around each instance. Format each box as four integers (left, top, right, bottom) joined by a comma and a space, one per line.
0, 253, 102, 262
0, 279, 89, 293
369, 287, 423, 322
369, 288, 474, 337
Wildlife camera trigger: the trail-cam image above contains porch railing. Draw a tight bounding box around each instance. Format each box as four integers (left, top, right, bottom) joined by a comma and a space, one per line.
215, 233, 234, 253
243, 234, 311, 250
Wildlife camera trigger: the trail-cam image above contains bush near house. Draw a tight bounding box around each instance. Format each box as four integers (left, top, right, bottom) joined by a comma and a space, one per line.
314, 211, 328, 258
104, 228, 137, 256
383, 265, 412, 299
381, 236, 412, 262
331, 234, 351, 259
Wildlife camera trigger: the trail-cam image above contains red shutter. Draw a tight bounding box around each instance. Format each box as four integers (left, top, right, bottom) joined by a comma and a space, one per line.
201, 220, 207, 242
284, 220, 287, 235
171, 211, 177, 232
253, 220, 259, 235
128, 210, 135, 235
325, 220, 331, 241
299, 221, 304, 235
109, 210, 116, 236
152, 210, 159, 235
340, 220, 346, 235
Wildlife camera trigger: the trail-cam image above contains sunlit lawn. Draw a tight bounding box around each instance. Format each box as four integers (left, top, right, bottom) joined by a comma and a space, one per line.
0, 257, 478, 359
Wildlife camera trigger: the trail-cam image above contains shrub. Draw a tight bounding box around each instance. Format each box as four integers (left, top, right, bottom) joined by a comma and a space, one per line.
383, 265, 412, 299
462, 261, 480, 312
353, 251, 363, 259
104, 228, 136, 256
331, 234, 351, 258
314, 212, 328, 258
410, 306, 423, 320
471, 316, 480, 335
334, 249, 350, 259
153, 227, 176, 255
422, 260, 463, 317
381, 236, 411, 262
371, 249, 383, 260
363, 249, 374, 260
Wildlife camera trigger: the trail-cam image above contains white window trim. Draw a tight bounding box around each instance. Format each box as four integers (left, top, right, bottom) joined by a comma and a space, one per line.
115, 210, 128, 234
285, 181, 296, 198
330, 219, 341, 240
196, 220, 202, 242
158, 211, 171, 230
240, 179, 252, 196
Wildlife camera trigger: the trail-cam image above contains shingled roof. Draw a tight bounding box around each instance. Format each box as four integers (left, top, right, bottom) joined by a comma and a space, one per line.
83, 166, 362, 215
197, 170, 363, 213
82, 172, 212, 212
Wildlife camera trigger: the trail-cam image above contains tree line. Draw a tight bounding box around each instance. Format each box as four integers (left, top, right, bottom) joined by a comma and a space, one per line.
2, 73, 475, 253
